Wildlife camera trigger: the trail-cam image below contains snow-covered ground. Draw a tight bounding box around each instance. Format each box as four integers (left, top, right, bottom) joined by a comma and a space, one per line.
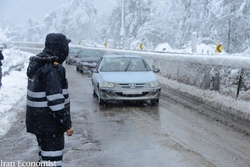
0, 49, 33, 137
0, 45, 249, 138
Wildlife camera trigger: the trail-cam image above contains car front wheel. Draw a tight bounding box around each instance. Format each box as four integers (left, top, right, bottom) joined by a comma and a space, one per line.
151, 99, 159, 105
98, 96, 105, 105
93, 90, 97, 97
96, 86, 105, 105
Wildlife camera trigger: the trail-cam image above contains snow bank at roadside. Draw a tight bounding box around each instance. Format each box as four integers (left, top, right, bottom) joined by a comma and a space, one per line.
158, 75, 250, 121
0, 49, 33, 137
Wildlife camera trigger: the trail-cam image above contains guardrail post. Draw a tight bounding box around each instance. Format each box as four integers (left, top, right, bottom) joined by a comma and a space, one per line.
210, 72, 220, 91
236, 68, 244, 99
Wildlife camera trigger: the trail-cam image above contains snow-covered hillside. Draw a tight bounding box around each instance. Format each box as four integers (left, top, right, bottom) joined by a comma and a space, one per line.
1, 0, 250, 53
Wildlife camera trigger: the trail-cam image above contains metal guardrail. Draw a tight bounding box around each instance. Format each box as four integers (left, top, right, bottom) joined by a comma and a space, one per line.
9, 41, 194, 56
8, 41, 250, 101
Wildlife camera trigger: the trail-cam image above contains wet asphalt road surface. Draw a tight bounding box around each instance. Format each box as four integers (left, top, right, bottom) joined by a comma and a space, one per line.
0, 64, 250, 167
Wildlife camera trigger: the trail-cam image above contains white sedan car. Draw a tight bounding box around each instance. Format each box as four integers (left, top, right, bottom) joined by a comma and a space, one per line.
91, 54, 161, 105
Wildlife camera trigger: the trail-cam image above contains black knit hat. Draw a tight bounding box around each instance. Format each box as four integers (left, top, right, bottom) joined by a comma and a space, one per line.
44, 33, 71, 64
45, 33, 71, 46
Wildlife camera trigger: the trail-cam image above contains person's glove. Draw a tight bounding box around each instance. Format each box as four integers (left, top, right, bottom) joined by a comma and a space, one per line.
66, 127, 74, 136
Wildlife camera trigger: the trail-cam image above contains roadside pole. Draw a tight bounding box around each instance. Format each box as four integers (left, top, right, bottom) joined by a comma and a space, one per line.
120, 0, 125, 49
192, 32, 197, 54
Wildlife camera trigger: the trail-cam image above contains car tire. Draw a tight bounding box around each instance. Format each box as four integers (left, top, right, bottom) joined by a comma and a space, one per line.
96, 86, 105, 105
93, 90, 97, 97
151, 99, 159, 105
98, 96, 105, 105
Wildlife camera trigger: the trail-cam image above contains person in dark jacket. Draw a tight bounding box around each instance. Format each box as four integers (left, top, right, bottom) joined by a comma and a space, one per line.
0, 50, 4, 89
26, 33, 74, 167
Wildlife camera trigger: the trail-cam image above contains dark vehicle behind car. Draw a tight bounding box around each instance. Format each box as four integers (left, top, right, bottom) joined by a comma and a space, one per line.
66, 46, 82, 65
76, 49, 106, 74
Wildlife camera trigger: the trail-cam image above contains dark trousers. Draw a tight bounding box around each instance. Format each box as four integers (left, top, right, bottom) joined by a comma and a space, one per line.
36, 133, 65, 167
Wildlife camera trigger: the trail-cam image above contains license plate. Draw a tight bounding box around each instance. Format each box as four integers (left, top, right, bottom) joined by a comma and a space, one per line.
123, 91, 142, 95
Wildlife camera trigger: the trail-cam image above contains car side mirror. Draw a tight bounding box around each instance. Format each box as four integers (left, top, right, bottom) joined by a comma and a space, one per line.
153, 68, 160, 73
152, 65, 160, 73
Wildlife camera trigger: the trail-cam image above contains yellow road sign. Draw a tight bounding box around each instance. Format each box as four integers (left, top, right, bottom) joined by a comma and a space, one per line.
104, 42, 108, 47
139, 43, 144, 50
216, 44, 223, 53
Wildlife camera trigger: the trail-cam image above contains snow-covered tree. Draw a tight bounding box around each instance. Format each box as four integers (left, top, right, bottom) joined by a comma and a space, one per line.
0, 24, 9, 41
3, 0, 250, 53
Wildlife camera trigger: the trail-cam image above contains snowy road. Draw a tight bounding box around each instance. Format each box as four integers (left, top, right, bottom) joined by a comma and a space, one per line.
0, 64, 250, 167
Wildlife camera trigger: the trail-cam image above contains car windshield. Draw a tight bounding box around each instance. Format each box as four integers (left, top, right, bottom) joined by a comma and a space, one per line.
69, 47, 81, 56
100, 57, 151, 72
79, 50, 103, 57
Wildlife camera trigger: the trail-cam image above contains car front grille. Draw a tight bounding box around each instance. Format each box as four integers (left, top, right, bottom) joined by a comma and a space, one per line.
119, 83, 145, 89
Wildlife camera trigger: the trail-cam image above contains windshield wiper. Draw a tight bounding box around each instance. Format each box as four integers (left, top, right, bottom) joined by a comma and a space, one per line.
124, 59, 131, 71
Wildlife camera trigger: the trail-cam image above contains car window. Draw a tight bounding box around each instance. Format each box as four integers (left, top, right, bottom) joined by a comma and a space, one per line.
69, 47, 81, 57
126, 59, 149, 71
100, 57, 151, 72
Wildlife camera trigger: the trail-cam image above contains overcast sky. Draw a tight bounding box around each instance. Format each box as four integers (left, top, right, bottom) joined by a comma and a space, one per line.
0, 0, 69, 25
0, 0, 117, 26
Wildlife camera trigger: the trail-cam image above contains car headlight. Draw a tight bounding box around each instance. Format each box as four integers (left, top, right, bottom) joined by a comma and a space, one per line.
145, 81, 160, 87
102, 82, 119, 88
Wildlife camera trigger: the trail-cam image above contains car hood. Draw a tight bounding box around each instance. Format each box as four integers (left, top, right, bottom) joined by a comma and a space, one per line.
99, 71, 158, 83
